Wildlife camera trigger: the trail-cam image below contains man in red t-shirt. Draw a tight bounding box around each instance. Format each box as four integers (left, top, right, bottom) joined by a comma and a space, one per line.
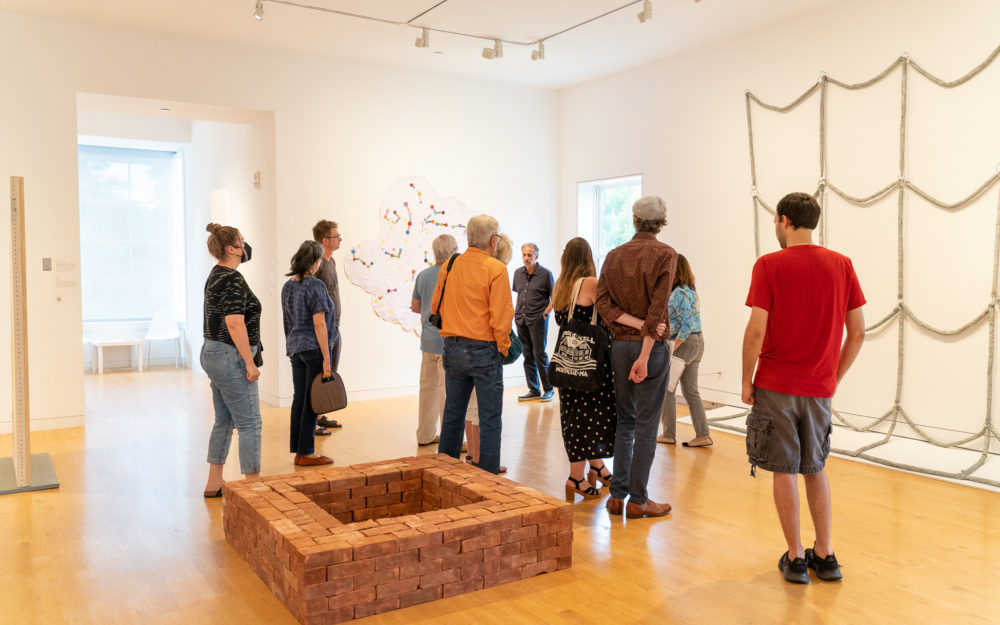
742, 192, 865, 584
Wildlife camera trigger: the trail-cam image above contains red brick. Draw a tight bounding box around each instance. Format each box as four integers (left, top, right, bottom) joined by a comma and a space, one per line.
440, 518, 484, 543
375, 549, 419, 571
501, 525, 537, 544
395, 529, 441, 552
328, 586, 376, 609
482, 511, 523, 534
442, 549, 482, 569
301, 544, 353, 568
326, 499, 363, 514
483, 568, 521, 589
441, 576, 484, 598
399, 585, 442, 608
350, 534, 398, 559
304, 577, 353, 600
355, 596, 399, 618
366, 470, 402, 485
419, 541, 461, 561
402, 490, 423, 503
376, 577, 420, 599
353, 567, 398, 587
327, 475, 367, 490
541, 544, 572, 561
351, 484, 387, 498
303, 607, 354, 625
387, 478, 422, 493
328, 558, 374, 580
399, 557, 442, 580
421, 565, 464, 588
389, 501, 424, 516
367, 492, 402, 507
557, 530, 573, 546
523, 505, 560, 525
557, 556, 571, 570
522, 558, 558, 578
462, 532, 500, 552
304, 567, 327, 585
353, 506, 389, 522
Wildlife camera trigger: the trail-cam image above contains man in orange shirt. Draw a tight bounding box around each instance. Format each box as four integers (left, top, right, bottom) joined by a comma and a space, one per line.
431, 215, 514, 474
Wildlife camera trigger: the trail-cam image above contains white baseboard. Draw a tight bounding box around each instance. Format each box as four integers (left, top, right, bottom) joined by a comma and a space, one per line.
0, 414, 85, 434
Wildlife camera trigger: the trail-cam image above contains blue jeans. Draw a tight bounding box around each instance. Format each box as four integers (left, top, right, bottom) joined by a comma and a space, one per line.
290, 348, 324, 455
201, 339, 262, 474
517, 316, 551, 394
440, 337, 504, 473
609, 340, 669, 504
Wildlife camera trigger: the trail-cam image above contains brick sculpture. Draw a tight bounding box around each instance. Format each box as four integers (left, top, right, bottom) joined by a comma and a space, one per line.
223, 454, 573, 624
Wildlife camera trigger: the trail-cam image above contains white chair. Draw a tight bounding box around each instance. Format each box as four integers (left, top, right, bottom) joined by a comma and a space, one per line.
144, 310, 182, 368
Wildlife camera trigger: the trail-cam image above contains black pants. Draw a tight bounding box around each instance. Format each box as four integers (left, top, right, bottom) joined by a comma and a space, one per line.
517, 316, 551, 394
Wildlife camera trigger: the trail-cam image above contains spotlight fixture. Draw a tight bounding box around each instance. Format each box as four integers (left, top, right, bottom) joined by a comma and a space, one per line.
637, 0, 652, 23
253, 0, 264, 21
414, 27, 430, 48
482, 39, 503, 60
531, 41, 545, 61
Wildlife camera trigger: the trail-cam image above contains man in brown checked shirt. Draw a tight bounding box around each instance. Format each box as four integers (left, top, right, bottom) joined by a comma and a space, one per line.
595, 196, 677, 519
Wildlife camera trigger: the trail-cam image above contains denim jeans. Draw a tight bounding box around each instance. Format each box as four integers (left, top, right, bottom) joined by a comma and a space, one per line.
517, 316, 552, 394
661, 333, 709, 438
440, 337, 504, 473
201, 339, 262, 474
609, 340, 669, 504
290, 348, 324, 455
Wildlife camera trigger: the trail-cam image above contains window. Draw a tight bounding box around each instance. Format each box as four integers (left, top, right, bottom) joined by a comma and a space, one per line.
578, 175, 642, 270
78, 145, 185, 321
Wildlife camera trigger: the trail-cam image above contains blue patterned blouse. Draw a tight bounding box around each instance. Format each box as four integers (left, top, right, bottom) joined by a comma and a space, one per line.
668, 285, 701, 344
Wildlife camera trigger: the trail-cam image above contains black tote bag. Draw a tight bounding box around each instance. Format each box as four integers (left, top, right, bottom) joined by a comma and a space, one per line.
547, 278, 610, 391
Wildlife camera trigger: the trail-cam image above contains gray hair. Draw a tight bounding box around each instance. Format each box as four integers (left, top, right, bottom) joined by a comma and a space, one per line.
494, 234, 513, 264
465, 214, 499, 250
521, 242, 539, 255
431, 234, 458, 264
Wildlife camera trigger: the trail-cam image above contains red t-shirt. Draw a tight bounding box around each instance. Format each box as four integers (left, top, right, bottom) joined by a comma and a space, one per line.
745, 245, 865, 398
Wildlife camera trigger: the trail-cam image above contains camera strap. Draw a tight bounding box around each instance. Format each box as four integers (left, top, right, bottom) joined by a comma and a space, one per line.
432, 253, 460, 319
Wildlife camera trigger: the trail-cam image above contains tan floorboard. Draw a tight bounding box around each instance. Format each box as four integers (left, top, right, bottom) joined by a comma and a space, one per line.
1, 367, 998, 624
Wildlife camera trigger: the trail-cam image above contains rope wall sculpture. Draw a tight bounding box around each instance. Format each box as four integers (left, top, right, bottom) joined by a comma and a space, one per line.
710, 45, 1000, 488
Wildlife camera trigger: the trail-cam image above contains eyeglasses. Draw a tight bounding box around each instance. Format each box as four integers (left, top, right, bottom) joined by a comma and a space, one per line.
324, 235, 343, 241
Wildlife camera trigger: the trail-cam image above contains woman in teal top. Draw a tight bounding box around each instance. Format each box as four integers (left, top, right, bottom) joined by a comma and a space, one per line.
659, 254, 712, 447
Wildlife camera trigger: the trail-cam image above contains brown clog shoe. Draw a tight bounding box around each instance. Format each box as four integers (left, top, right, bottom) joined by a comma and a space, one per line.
294, 454, 334, 466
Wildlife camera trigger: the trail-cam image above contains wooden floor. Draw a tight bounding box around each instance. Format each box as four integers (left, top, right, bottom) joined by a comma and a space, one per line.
1, 368, 998, 625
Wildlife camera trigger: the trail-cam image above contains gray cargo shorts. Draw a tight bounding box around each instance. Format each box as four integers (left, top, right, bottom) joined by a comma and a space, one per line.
745, 386, 832, 476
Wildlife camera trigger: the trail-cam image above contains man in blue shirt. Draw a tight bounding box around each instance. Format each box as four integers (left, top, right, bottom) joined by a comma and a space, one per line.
512, 243, 555, 402
411, 234, 458, 445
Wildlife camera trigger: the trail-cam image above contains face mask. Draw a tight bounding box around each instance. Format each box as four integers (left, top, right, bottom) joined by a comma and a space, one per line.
241, 241, 252, 263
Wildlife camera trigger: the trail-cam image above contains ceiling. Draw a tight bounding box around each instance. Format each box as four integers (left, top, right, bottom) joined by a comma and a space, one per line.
0, 0, 852, 89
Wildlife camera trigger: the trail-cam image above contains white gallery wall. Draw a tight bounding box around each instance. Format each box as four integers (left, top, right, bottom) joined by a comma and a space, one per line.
559, 0, 1000, 447
0, 11, 557, 429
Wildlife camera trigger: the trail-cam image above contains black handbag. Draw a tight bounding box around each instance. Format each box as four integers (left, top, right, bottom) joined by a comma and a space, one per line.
548, 278, 610, 391
310, 372, 348, 414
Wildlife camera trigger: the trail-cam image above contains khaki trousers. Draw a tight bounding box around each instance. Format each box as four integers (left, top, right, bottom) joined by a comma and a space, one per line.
418, 351, 445, 444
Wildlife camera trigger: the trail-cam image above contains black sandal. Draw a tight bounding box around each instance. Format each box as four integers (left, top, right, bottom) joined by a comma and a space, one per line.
315, 426, 332, 436
565, 476, 601, 501
588, 464, 613, 489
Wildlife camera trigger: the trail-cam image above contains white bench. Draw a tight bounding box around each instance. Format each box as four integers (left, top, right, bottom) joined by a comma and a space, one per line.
90, 338, 144, 374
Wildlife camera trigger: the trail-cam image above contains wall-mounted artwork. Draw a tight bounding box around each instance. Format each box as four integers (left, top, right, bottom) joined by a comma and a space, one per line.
345, 176, 475, 333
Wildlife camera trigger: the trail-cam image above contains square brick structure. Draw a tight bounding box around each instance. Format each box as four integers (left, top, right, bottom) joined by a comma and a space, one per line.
222, 454, 573, 624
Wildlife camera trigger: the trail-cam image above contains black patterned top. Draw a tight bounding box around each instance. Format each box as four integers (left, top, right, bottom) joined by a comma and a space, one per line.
203, 265, 261, 346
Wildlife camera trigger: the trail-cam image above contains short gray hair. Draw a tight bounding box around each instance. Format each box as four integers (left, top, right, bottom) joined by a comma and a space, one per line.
465, 214, 499, 250
431, 234, 458, 263
521, 242, 538, 255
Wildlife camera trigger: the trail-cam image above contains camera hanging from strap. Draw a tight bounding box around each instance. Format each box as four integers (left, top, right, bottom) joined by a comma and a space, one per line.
428, 253, 460, 329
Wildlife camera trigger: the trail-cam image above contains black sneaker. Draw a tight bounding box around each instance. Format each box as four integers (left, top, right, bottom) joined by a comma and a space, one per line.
518, 392, 541, 402
539, 389, 555, 402
778, 551, 809, 584
805, 548, 842, 582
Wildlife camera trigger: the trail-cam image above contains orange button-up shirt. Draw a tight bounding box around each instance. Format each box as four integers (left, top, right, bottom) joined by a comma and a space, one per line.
431, 247, 514, 355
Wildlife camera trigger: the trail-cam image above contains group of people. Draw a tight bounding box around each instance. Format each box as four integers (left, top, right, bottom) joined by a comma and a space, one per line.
413, 192, 866, 584
198, 189, 866, 585
200, 219, 346, 499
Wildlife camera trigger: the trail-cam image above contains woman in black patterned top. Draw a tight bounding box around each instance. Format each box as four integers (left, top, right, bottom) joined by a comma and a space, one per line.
201, 223, 263, 498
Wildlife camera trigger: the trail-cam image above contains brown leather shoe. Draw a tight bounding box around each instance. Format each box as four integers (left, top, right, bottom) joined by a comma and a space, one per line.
606, 497, 625, 515
625, 499, 671, 518
294, 454, 334, 466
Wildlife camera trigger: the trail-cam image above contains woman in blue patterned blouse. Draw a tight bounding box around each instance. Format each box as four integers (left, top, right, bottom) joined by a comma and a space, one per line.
658, 254, 712, 447
281, 240, 339, 466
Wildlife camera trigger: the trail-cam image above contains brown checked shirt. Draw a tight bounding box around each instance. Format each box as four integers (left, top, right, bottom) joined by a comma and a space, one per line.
595, 232, 677, 339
